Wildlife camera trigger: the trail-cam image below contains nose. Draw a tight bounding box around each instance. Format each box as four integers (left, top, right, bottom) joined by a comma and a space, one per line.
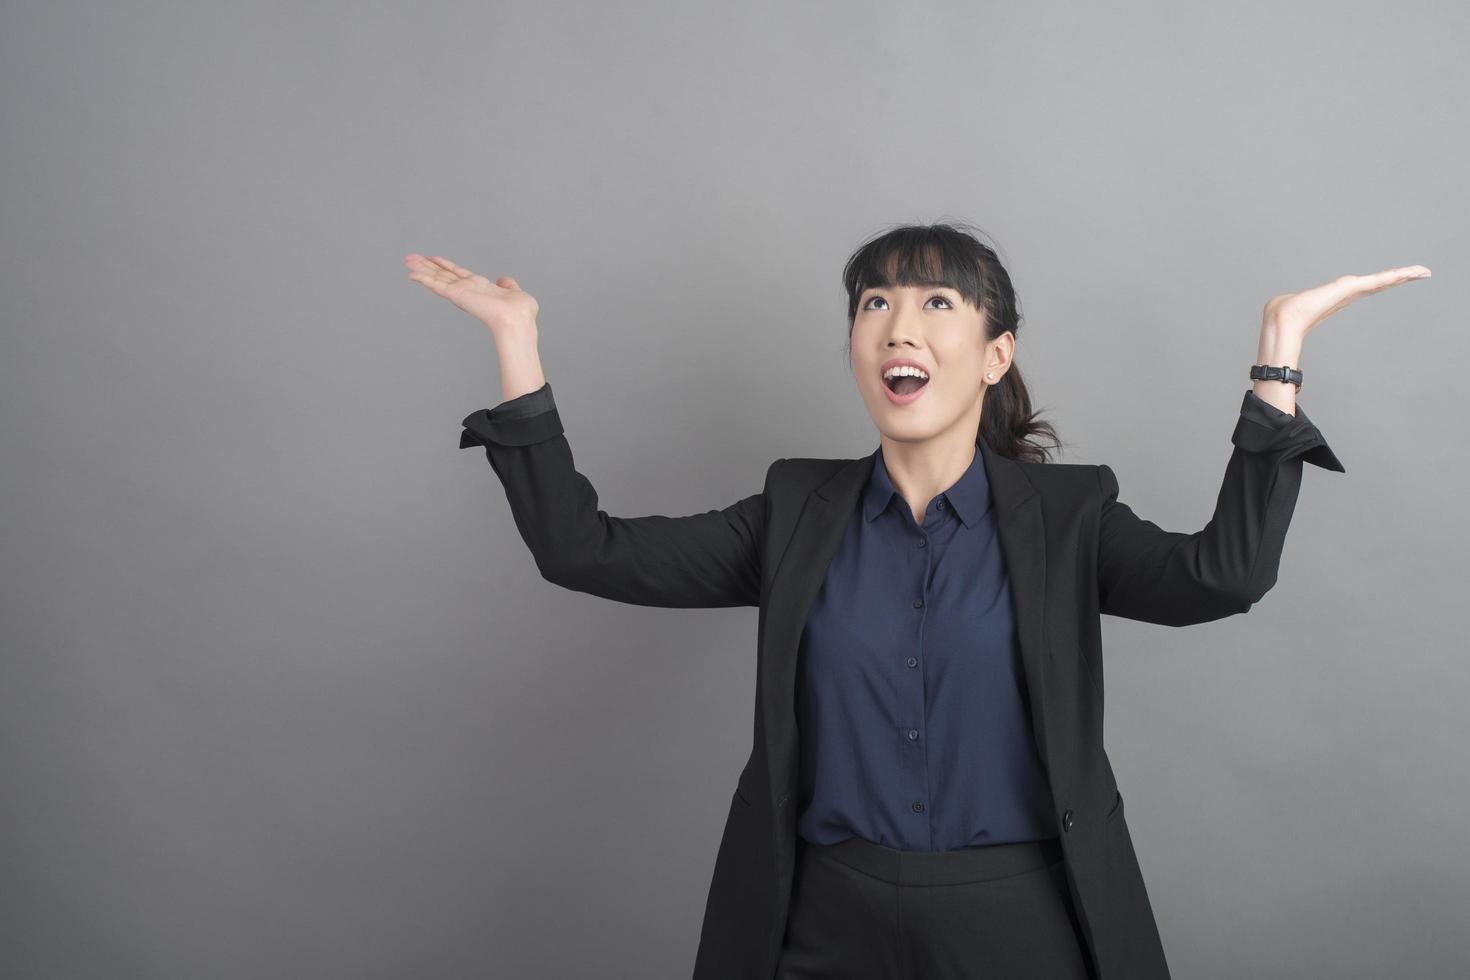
884, 316, 921, 348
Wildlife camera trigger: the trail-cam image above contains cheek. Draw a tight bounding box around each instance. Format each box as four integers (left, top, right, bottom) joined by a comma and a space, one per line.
939, 350, 986, 385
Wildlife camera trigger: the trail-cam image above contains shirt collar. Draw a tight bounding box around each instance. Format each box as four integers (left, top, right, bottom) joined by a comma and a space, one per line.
862, 442, 992, 529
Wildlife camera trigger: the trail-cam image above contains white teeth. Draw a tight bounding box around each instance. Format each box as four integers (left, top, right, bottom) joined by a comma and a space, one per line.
883, 365, 930, 381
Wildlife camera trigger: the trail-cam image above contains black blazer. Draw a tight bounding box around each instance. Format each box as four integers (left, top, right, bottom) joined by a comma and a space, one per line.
460, 385, 1344, 980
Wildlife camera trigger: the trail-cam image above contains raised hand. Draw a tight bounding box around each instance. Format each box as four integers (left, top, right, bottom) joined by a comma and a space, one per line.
404, 253, 540, 334
1264, 264, 1431, 339
1251, 264, 1431, 415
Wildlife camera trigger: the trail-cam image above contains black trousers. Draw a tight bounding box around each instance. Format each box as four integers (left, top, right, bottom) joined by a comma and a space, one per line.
775, 833, 1095, 980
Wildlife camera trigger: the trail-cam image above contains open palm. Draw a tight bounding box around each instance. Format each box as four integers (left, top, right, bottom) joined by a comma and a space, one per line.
1267, 264, 1431, 337
404, 253, 539, 331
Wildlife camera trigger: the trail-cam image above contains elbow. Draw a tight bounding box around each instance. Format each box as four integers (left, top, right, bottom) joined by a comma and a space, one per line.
1219, 579, 1273, 618
532, 550, 577, 589
1230, 591, 1260, 616
1179, 568, 1273, 623
1178, 578, 1270, 625
1235, 563, 1281, 611
524, 529, 595, 591
537, 557, 582, 591
537, 553, 618, 598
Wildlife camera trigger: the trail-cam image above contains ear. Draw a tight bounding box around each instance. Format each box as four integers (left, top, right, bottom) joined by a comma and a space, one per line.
986, 330, 1016, 379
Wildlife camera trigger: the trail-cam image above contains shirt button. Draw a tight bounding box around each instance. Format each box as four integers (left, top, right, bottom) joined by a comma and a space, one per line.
906, 656, 918, 668
913, 598, 924, 608
937, 500, 946, 510
912, 801, 925, 813
907, 729, 919, 740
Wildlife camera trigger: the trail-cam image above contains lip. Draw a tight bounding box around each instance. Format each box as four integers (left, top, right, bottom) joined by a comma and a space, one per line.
879, 357, 933, 406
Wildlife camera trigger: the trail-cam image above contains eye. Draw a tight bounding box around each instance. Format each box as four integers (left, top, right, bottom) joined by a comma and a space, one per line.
861, 294, 955, 310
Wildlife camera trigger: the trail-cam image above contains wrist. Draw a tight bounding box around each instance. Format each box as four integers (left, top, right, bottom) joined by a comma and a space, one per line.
490, 316, 538, 342
493, 321, 545, 402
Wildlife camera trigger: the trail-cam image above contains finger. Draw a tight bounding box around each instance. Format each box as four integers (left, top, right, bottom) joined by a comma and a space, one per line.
408, 270, 450, 297
412, 255, 462, 282
1354, 265, 1433, 297
427, 255, 476, 281
1311, 266, 1420, 308
1365, 265, 1429, 285
407, 262, 456, 293
437, 256, 480, 278
413, 256, 465, 289
405, 254, 451, 282
408, 264, 454, 291
422, 258, 464, 282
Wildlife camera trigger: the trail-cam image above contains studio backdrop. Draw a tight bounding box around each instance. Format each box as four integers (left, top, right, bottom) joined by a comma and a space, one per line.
1, 2, 1463, 978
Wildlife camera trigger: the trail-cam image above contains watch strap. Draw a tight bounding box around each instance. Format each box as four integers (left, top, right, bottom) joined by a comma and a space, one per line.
1249, 363, 1304, 388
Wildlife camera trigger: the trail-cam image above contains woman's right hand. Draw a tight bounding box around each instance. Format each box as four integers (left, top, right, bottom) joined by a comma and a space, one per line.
404, 253, 539, 334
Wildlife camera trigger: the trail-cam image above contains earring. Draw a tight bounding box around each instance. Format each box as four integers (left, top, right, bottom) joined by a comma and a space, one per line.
986, 372, 995, 380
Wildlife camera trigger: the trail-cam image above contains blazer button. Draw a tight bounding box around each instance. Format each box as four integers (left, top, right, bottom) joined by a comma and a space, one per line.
1062, 809, 1075, 832
777, 794, 789, 810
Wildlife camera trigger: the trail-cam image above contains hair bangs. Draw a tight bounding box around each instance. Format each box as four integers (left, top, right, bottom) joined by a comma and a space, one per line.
843, 224, 990, 324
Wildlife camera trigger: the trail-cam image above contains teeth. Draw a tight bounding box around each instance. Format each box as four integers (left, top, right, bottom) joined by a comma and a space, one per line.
883, 365, 930, 381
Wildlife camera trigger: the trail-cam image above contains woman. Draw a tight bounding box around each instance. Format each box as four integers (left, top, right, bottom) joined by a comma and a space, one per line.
407, 224, 1428, 980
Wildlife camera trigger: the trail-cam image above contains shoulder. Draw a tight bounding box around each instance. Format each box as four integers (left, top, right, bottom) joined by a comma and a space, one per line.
1008, 457, 1109, 512
1015, 458, 1104, 485
764, 455, 858, 496
771, 455, 852, 480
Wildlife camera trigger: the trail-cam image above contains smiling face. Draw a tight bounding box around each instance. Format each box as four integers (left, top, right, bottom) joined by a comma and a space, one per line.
849, 281, 1014, 446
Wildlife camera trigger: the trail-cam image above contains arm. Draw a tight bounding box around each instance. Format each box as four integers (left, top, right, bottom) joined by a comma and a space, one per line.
1094, 261, 1430, 625
1096, 389, 1344, 627
461, 381, 777, 608
405, 252, 777, 608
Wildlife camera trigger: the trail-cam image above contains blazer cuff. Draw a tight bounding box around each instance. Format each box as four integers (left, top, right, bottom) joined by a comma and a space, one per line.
1229, 389, 1345, 473
459, 381, 564, 448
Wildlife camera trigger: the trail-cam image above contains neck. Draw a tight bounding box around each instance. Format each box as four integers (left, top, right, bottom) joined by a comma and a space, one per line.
878, 428, 979, 525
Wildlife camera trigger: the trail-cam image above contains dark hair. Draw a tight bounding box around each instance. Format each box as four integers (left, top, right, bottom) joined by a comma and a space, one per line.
841, 220, 1061, 463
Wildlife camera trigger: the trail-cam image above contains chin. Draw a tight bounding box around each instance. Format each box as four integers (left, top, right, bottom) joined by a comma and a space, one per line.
876, 418, 941, 442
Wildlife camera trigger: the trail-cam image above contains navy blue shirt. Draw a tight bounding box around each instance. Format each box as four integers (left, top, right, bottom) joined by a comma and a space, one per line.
794, 441, 1057, 852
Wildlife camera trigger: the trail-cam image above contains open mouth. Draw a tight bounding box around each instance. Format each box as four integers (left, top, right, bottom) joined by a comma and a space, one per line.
882, 369, 931, 405
884, 374, 930, 396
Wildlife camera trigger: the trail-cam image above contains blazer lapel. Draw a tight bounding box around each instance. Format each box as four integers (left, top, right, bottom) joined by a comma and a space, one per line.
977, 439, 1059, 777
760, 454, 872, 819
760, 441, 1063, 837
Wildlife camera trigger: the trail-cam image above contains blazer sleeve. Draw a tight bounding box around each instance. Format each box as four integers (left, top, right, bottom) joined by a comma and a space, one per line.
1096, 389, 1345, 627
459, 382, 778, 608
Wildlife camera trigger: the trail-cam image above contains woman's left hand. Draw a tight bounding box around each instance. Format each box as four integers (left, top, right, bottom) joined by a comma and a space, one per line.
1263, 264, 1432, 340
1252, 264, 1432, 415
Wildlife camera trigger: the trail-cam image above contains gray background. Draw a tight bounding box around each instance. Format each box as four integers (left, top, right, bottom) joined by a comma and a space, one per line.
2, 2, 1463, 977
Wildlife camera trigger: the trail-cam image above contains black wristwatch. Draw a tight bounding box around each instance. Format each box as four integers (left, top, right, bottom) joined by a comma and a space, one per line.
1249, 364, 1304, 388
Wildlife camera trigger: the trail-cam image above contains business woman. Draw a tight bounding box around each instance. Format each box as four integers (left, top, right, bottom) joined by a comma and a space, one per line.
408, 224, 1428, 980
